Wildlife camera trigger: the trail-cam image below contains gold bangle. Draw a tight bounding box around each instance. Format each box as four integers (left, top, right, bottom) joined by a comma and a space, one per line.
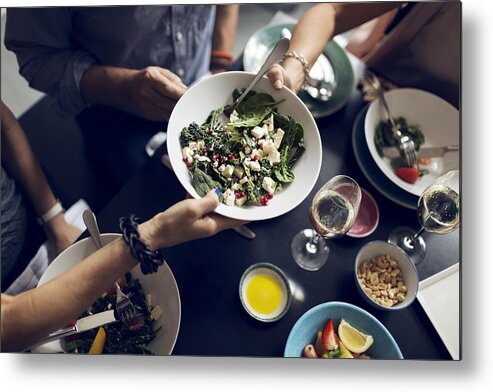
282, 50, 311, 82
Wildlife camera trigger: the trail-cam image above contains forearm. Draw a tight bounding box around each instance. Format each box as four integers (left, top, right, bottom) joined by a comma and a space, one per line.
1, 238, 138, 352
284, 2, 403, 89
0, 102, 58, 216
212, 4, 239, 53
79, 64, 136, 111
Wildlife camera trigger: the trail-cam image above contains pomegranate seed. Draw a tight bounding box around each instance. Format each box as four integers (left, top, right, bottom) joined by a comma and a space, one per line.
213, 154, 220, 160
266, 193, 273, 200
235, 192, 244, 199
260, 196, 268, 206
253, 155, 259, 161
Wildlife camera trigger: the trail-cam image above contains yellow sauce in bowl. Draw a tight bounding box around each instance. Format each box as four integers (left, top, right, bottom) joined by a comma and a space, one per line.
245, 274, 283, 315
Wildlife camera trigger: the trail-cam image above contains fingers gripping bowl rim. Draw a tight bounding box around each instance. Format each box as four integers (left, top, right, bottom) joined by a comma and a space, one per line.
166, 71, 323, 221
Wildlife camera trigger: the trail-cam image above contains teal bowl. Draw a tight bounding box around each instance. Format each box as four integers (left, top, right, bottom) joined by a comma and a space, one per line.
284, 301, 403, 359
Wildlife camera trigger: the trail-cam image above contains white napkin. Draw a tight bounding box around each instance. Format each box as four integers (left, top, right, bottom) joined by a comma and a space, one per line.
5, 199, 90, 295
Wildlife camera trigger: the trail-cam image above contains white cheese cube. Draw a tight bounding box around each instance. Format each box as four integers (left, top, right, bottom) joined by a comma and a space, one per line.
245, 160, 261, 172
263, 114, 274, 133
235, 195, 247, 206
261, 140, 281, 164
234, 166, 244, 179
262, 177, 277, 194
273, 128, 285, 149
251, 126, 266, 139
223, 164, 234, 178
223, 189, 236, 206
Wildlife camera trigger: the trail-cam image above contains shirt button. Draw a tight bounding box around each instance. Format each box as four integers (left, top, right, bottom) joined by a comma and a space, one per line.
177, 68, 185, 77
176, 31, 183, 41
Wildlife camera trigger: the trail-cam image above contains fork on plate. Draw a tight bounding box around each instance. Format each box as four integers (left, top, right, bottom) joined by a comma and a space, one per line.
365, 71, 417, 167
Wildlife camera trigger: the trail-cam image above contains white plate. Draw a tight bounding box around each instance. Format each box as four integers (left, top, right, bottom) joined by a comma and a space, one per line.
33, 234, 181, 355
365, 88, 459, 196
167, 71, 322, 221
352, 105, 418, 209
417, 263, 460, 360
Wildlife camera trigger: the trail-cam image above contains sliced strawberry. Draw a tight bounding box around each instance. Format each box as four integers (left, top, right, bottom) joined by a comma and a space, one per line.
322, 319, 339, 351
302, 344, 318, 358
395, 166, 420, 184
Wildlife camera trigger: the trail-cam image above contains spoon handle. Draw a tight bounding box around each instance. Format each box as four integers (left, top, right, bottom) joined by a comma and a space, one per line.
82, 209, 103, 249
234, 37, 290, 106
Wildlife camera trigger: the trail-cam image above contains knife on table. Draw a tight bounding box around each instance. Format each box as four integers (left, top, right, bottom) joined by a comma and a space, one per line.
34, 310, 118, 348
160, 153, 256, 240
382, 145, 459, 160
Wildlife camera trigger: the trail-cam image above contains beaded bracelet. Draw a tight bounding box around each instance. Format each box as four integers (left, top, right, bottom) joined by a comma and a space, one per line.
282, 50, 311, 85
119, 215, 165, 275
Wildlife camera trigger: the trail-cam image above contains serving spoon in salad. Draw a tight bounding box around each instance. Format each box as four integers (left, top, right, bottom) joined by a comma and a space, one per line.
218, 37, 291, 127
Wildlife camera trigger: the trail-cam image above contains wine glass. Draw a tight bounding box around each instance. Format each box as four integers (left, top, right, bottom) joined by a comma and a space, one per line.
291, 175, 362, 271
388, 170, 460, 265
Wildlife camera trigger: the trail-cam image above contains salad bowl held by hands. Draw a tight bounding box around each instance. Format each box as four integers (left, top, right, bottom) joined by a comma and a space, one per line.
167, 71, 323, 221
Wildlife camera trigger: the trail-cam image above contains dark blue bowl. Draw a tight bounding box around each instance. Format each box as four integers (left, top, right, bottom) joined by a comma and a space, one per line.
284, 301, 403, 359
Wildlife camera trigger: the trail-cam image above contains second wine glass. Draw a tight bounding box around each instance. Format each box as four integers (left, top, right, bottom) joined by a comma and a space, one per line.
291, 175, 361, 271
388, 170, 460, 265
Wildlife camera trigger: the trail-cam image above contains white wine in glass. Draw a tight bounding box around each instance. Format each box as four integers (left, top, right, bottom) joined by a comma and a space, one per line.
291, 175, 361, 271
389, 170, 460, 265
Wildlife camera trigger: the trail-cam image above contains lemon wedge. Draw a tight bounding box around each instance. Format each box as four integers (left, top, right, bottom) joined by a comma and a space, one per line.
335, 335, 354, 358
338, 319, 374, 354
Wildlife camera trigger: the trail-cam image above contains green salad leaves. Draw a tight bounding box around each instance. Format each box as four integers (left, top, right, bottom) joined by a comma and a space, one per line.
179, 89, 306, 207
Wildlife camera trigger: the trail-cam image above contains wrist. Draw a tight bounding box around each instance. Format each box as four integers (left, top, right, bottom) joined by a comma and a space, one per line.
137, 218, 162, 252
37, 200, 64, 226
282, 58, 308, 92
210, 50, 233, 72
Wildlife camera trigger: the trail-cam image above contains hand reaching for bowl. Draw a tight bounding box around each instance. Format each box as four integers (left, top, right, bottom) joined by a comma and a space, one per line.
81, 65, 188, 122
139, 189, 248, 251
127, 66, 188, 121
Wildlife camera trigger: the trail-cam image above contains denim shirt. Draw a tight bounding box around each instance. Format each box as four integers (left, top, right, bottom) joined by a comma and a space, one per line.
5, 5, 216, 114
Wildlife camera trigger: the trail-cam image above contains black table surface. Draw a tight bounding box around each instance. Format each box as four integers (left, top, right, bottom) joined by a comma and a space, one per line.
90, 76, 459, 359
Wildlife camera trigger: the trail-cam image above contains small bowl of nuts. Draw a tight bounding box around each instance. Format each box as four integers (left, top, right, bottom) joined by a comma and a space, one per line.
355, 241, 418, 311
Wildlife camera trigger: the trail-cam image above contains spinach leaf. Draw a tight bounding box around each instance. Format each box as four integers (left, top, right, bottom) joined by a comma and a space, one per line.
230, 93, 285, 128
192, 166, 221, 197
273, 112, 305, 168
274, 146, 295, 183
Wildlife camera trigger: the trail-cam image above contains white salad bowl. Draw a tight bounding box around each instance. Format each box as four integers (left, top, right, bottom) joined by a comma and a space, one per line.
364, 88, 459, 197
167, 71, 322, 221
31, 234, 181, 355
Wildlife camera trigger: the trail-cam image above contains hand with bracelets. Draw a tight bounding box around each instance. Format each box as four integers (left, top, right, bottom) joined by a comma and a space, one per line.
125, 189, 247, 274
268, 50, 311, 94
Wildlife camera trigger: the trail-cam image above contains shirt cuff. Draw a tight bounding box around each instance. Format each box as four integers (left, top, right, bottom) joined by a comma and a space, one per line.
57, 51, 97, 114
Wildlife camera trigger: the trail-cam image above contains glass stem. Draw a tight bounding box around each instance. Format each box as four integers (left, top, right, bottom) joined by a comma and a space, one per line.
306, 232, 321, 255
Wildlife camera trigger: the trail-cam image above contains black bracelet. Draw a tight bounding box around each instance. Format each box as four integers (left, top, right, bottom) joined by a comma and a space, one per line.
119, 215, 165, 275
